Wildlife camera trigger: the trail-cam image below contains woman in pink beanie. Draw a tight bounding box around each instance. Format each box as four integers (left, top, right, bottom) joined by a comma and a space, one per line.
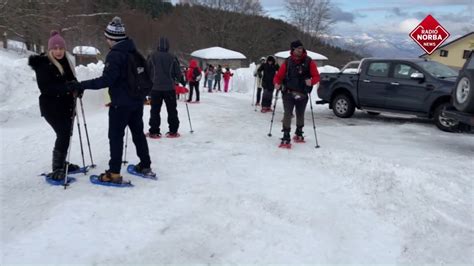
28, 30, 81, 181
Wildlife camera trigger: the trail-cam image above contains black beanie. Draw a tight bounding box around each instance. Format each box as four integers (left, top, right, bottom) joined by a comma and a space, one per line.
290, 40, 303, 51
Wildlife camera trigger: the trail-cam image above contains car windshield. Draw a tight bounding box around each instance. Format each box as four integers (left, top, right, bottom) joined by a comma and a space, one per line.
416, 61, 458, 78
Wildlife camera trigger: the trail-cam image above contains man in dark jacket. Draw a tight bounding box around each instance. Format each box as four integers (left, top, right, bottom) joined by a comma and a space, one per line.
147, 37, 185, 138
257, 56, 279, 112
77, 17, 154, 183
274, 40, 320, 147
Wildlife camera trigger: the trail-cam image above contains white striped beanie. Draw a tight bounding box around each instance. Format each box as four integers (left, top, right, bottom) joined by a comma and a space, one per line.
104, 17, 127, 41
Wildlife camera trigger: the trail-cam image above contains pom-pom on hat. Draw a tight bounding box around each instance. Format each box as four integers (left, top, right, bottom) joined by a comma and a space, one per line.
104, 16, 127, 41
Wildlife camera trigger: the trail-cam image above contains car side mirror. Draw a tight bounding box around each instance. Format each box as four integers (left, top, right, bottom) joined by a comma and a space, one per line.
410, 72, 424, 80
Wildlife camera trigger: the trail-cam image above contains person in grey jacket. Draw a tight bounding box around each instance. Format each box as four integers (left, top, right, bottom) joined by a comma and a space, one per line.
147, 37, 185, 138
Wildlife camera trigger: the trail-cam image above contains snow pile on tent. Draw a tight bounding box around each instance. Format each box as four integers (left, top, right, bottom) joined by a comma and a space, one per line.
191, 46, 246, 59
275, 50, 328, 60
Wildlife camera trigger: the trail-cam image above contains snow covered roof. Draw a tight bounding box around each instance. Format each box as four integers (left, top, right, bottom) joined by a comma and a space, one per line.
274, 50, 328, 60
72, 46, 100, 55
191, 47, 246, 60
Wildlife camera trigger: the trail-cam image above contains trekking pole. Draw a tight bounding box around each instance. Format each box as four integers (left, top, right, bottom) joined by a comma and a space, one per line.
267, 90, 280, 137
309, 92, 320, 149
75, 103, 86, 173
63, 97, 78, 189
122, 127, 129, 165
185, 101, 194, 133
79, 98, 96, 168
251, 75, 256, 107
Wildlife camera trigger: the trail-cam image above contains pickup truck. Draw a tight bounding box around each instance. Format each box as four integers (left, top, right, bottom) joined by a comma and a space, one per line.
443, 50, 474, 128
317, 58, 459, 131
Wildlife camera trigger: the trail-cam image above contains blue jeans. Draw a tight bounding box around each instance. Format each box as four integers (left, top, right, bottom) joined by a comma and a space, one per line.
208, 79, 213, 91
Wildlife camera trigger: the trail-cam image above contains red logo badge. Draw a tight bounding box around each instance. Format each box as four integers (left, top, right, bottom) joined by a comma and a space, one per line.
410, 15, 450, 55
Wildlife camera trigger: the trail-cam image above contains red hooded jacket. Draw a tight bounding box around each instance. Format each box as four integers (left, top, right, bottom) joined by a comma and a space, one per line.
186, 59, 202, 83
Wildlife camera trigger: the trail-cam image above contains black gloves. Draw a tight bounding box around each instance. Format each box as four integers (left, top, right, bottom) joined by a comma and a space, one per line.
66, 81, 84, 98
304, 86, 313, 94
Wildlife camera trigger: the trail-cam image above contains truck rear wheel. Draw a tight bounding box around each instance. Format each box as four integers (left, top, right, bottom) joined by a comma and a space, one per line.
453, 75, 474, 113
332, 94, 355, 118
434, 103, 459, 132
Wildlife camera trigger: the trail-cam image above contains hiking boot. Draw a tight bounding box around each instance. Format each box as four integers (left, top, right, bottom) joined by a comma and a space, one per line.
134, 163, 156, 177
49, 169, 66, 181
98, 171, 122, 184
147, 132, 162, 139
165, 132, 181, 138
281, 131, 291, 143
293, 127, 305, 142
67, 163, 80, 173
279, 131, 291, 148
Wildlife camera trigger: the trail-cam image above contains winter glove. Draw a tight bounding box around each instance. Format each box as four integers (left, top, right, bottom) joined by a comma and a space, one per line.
304, 86, 313, 94
66, 81, 84, 98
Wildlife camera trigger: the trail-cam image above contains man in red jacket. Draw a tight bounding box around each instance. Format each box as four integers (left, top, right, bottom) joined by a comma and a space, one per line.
274, 40, 320, 147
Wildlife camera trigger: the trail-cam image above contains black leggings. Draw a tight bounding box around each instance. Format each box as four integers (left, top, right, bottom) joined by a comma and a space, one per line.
188, 82, 200, 101
43, 113, 74, 155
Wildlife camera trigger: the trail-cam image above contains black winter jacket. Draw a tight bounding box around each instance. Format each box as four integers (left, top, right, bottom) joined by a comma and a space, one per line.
148, 37, 184, 92
28, 54, 76, 118
80, 38, 144, 107
257, 63, 279, 89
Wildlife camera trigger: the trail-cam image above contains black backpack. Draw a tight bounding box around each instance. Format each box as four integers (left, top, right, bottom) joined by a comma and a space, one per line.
127, 51, 153, 99
192, 67, 202, 82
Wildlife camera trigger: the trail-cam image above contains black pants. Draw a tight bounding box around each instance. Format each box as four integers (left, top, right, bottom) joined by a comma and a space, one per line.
256, 87, 262, 104
213, 79, 221, 91
262, 85, 275, 108
188, 82, 200, 101
149, 90, 179, 134
282, 91, 308, 132
43, 113, 74, 156
109, 104, 151, 173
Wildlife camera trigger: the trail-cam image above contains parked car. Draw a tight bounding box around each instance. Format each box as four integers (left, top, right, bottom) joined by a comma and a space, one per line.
341, 61, 361, 74
443, 50, 474, 127
317, 58, 459, 131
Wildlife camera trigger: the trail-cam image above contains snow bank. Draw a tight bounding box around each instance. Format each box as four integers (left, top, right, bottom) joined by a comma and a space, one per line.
318, 65, 340, 73
191, 47, 246, 59
73, 46, 101, 55
0, 49, 40, 124
0, 49, 106, 124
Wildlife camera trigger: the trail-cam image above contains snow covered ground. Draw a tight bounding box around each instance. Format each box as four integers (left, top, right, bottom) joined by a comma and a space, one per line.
1, 48, 473, 265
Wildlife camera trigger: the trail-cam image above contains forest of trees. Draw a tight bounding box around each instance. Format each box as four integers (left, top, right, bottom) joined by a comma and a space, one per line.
0, 0, 360, 67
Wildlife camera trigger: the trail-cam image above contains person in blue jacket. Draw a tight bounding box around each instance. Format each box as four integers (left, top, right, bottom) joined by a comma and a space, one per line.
72, 17, 154, 184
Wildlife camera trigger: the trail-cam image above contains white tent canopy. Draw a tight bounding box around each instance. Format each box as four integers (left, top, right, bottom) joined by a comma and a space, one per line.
191, 46, 246, 60
72, 46, 100, 55
274, 50, 328, 60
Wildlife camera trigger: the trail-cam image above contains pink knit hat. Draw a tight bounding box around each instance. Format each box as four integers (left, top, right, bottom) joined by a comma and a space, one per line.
48, 30, 66, 50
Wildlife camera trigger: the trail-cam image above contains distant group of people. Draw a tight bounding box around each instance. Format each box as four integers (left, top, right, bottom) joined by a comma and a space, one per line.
203, 64, 233, 93
28, 16, 320, 184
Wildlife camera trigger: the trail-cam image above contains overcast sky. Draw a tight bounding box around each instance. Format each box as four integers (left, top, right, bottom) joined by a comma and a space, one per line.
261, 0, 473, 38
172, 0, 473, 40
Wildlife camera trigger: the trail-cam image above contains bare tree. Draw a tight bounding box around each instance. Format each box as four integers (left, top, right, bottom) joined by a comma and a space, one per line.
285, 0, 331, 48
189, 0, 264, 15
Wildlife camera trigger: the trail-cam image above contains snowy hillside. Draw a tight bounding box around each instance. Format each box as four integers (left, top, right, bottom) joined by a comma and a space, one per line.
1, 48, 473, 265
322, 33, 421, 58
